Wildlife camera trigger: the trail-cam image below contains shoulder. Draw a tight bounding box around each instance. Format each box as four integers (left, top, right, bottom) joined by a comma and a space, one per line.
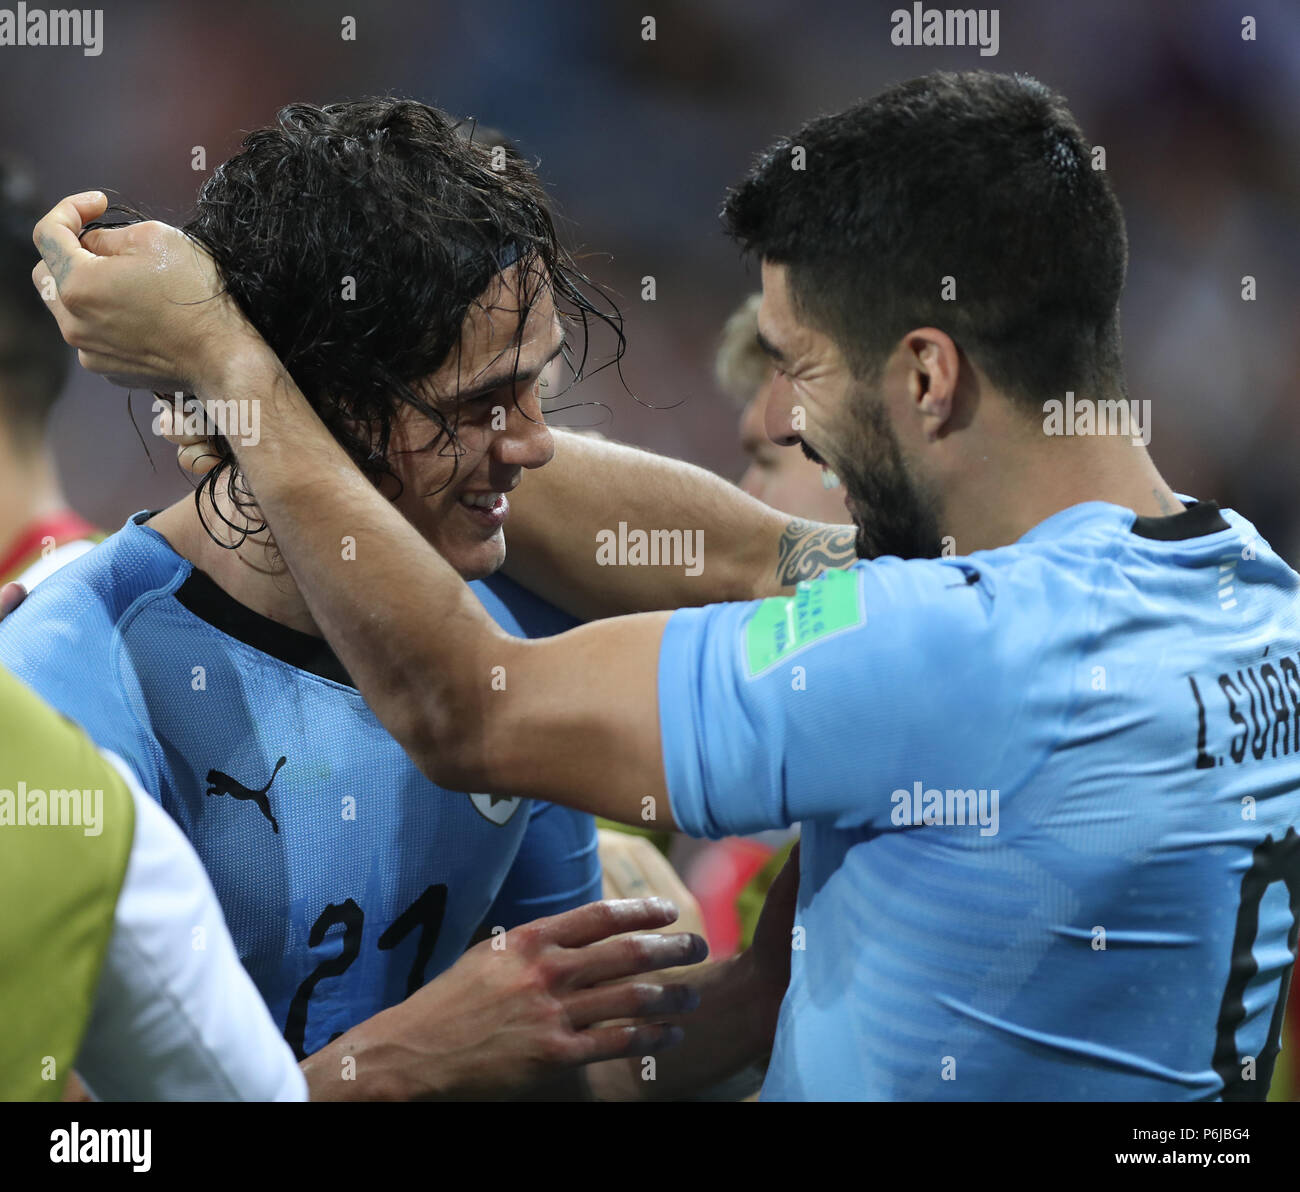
662, 549, 1074, 714
0, 515, 185, 666
0, 514, 187, 780
680, 555, 1010, 664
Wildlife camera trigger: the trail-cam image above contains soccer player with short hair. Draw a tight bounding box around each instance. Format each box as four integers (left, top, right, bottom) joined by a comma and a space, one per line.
38, 71, 1300, 1100
7, 99, 730, 1101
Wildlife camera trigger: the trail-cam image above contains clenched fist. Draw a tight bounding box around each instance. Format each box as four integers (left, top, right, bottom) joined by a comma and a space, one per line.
31, 192, 262, 397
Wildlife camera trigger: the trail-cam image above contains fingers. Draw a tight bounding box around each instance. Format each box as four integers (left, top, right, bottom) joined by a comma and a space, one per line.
78, 224, 135, 258
597, 831, 710, 945
32, 259, 75, 339
152, 398, 221, 477
154, 400, 210, 447
32, 257, 142, 386
30, 259, 134, 385
562, 930, 708, 988
32, 191, 107, 258
570, 1021, 685, 1066
564, 980, 699, 1030
178, 442, 221, 476
31, 259, 58, 305
0, 583, 28, 620
530, 897, 681, 949
31, 192, 108, 289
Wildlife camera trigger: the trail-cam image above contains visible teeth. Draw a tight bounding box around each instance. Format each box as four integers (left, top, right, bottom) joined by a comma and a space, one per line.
459, 492, 502, 509
821, 469, 841, 490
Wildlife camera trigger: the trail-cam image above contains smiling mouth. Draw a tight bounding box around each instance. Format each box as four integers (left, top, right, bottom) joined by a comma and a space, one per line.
458, 491, 506, 510
457, 490, 510, 529
798, 438, 824, 466
799, 439, 841, 489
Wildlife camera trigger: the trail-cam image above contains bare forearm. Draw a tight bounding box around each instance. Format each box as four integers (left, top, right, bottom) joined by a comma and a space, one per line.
300, 1009, 419, 1101
503, 431, 853, 617
205, 346, 501, 782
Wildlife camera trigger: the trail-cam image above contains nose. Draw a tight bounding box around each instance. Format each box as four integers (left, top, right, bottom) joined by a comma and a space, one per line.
494, 391, 555, 472
763, 372, 801, 447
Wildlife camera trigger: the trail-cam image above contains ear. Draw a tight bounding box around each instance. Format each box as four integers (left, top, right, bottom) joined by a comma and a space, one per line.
901, 328, 961, 441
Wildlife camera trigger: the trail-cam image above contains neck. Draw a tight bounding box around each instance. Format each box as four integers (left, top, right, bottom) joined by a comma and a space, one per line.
148, 493, 322, 637
934, 396, 1184, 555
0, 433, 71, 559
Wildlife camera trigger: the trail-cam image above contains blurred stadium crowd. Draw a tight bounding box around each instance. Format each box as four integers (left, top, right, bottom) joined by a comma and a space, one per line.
1, 0, 1297, 1106
0, 0, 1296, 556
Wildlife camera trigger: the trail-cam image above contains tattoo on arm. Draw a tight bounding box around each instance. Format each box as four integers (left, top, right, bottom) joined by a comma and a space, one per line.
774, 519, 858, 587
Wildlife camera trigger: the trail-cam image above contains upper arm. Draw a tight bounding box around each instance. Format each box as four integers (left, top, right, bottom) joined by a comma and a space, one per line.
655, 561, 996, 839
444, 558, 988, 838
470, 610, 676, 829
0, 591, 163, 799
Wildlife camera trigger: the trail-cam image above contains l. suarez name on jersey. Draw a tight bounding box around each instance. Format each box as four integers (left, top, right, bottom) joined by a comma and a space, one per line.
1186, 654, 1300, 769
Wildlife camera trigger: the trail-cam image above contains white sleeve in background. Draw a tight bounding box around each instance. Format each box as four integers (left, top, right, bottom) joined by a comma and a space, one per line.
15, 539, 97, 589
75, 751, 308, 1102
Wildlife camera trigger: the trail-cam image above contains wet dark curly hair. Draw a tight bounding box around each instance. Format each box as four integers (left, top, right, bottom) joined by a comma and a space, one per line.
90, 98, 623, 545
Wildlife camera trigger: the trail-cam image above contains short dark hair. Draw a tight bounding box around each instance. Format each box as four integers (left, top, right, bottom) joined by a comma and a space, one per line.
91, 98, 621, 541
722, 71, 1128, 403
0, 160, 71, 441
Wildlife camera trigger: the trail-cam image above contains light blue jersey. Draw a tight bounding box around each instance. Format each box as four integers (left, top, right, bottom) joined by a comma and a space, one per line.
659, 500, 1300, 1100
0, 512, 601, 1059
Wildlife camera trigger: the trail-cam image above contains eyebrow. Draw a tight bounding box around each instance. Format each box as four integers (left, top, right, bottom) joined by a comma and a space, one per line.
755, 329, 787, 364
454, 332, 568, 404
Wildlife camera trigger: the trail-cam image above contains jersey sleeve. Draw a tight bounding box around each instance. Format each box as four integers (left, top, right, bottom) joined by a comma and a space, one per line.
657, 559, 1000, 839
483, 801, 603, 931
76, 752, 307, 1102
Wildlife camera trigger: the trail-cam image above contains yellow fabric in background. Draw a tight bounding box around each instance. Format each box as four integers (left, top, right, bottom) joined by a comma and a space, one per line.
0, 667, 134, 1100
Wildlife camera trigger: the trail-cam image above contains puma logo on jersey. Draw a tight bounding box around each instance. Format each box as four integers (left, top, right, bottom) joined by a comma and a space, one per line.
206, 756, 287, 833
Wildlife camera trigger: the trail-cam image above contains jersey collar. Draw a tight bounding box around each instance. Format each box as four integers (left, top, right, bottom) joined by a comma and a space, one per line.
1017, 498, 1230, 546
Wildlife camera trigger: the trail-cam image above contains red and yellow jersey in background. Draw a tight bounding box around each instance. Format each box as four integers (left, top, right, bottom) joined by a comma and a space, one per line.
0, 510, 101, 587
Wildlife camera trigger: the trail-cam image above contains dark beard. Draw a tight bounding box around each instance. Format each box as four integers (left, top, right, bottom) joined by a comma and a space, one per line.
834, 392, 943, 562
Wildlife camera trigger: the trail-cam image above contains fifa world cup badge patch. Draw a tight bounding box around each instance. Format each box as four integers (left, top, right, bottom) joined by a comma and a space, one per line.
744, 568, 865, 678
